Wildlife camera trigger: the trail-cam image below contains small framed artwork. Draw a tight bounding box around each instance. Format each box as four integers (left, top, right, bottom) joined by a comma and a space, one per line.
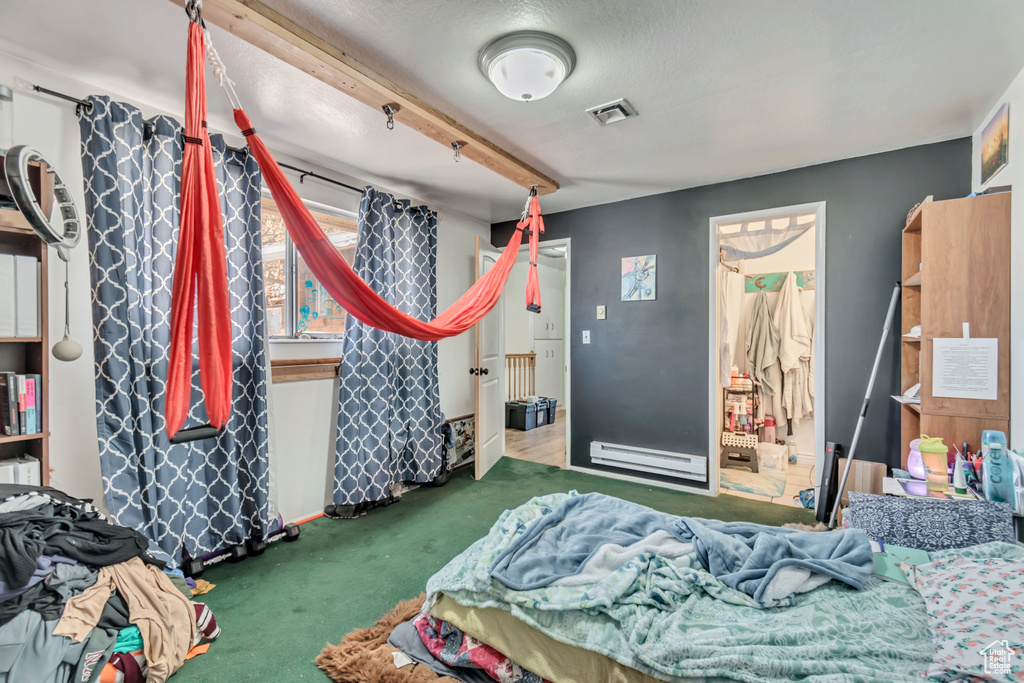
444, 414, 475, 469
621, 255, 656, 301
981, 102, 1009, 185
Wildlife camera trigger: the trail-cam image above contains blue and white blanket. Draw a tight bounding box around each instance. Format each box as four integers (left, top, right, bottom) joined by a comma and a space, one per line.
427, 492, 949, 682
489, 492, 872, 606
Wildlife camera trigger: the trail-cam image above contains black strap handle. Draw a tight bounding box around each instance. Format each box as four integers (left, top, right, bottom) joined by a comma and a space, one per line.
171, 424, 222, 444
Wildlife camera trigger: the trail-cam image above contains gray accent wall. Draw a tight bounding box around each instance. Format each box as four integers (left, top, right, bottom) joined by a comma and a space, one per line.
492, 139, 972, 488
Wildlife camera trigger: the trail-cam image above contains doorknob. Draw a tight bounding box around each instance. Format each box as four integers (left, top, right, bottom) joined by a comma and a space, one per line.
480, 368, 489, 375
469, 367, 478, 375
469, 367, 488, 375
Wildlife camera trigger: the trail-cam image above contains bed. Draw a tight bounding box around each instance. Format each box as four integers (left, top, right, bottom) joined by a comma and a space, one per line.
420, 491, 1023, 683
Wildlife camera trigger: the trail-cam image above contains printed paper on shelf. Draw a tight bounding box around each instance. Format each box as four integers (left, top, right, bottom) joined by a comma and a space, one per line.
15, 456, 39, 485
14, 255, 39, 338
0, 254, 14, 337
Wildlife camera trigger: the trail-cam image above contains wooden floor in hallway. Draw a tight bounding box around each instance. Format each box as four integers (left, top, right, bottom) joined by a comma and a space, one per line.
505, 408, 566, 468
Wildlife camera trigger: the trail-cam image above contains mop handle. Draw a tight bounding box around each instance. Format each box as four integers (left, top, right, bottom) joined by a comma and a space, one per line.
828, 283, 901, 528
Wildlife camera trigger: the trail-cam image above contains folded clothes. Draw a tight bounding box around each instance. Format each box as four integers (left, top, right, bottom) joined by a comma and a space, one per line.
414, 614, 549, 683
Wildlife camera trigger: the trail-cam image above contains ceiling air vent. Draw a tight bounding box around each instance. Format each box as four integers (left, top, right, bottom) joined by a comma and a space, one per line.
586, 99, 637, 126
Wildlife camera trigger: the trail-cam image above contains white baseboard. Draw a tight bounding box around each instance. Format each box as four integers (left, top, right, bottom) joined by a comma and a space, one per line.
793, 453, 815, 467
567, 464, 715, 496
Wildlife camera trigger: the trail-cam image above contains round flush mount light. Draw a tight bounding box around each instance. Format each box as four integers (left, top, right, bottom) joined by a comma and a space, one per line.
478, 31, 575, 102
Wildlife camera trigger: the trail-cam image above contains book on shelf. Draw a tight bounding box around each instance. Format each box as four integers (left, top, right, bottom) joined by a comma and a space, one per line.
0, 372, 16, 436
24, 377, 36, 436
29, 374, 41, 433
0, 372, 43, 437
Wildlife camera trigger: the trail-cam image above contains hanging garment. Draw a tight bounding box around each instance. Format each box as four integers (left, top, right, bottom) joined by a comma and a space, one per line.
333, 190, 443, 509
774, 273, 813, 424
719, 265, 745, 387
79, 95, 271, 567
745, 291, 780, 396
54, 558, 196, 683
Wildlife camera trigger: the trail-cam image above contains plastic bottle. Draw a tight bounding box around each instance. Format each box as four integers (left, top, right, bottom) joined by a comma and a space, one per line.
953, 452, 968, 494
918, 435, 949, 492
983, 443, 1015, 504
982, 430, 1007, 458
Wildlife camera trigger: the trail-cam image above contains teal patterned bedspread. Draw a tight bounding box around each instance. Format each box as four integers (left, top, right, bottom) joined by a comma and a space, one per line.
426, 492, 943, 683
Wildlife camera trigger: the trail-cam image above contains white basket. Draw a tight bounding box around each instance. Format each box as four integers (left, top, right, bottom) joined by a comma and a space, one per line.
722, 432, 758, 449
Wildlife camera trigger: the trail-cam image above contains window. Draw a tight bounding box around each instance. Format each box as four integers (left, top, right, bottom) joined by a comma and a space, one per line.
260, 197, 359, 338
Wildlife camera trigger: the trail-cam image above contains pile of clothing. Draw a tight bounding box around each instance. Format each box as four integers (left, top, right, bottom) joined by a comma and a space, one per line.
0, 484, 220, 683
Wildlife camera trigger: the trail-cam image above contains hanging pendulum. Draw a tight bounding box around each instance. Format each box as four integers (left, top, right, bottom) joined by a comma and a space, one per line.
51, 259, 82, 362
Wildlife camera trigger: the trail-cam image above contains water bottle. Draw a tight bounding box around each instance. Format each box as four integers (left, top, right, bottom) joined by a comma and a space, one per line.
984, 443, 1014, 504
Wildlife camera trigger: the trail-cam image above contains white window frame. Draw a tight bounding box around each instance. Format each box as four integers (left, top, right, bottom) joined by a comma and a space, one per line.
261, 191, 358, 340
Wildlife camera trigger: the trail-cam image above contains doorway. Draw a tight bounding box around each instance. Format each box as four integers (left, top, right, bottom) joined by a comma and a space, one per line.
503, 241, 570, 469
708, 203, 826, 509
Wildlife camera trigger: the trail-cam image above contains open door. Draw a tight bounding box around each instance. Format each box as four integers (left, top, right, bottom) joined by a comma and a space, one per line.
474, 236, 505, 480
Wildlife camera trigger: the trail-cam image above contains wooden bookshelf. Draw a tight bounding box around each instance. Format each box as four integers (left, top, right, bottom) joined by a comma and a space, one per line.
0, 162, 49, 484
897, 193, 1010, 468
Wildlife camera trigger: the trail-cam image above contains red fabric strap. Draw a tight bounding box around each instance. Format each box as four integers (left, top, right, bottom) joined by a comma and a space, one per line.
166, 22, 232, 439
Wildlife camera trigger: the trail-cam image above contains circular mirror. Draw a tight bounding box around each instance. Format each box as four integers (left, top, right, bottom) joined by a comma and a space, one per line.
4, 145, 80, 262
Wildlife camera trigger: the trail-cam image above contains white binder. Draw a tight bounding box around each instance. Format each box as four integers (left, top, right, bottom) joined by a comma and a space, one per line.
14, 255, 38, 338
0, 254, 14, 337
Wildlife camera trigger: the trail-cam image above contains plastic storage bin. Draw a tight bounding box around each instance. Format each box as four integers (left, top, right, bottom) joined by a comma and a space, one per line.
534, 399, 549, 427
506, 401, 537, 431
539, 397, 557, 424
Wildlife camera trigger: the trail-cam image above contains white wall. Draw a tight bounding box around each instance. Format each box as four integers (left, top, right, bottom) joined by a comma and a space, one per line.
971, 71, 1022, 449
0, 52, 489, 522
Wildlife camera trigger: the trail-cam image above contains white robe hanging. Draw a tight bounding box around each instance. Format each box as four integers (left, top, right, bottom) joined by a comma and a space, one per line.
774, 272, 813, 424
719, 264, 745, 387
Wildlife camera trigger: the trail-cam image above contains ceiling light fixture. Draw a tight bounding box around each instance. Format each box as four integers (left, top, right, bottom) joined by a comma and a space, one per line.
478, 31, 575, 102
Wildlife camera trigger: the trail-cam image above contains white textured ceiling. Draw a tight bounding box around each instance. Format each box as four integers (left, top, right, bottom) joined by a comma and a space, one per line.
2, 0, 1024, 223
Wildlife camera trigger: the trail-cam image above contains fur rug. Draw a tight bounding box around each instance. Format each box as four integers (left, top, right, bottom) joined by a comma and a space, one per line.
316, 594, 458, 683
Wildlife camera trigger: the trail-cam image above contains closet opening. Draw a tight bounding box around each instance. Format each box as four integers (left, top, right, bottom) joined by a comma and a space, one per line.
502, 240, 570, 469
708, 202, 826, 511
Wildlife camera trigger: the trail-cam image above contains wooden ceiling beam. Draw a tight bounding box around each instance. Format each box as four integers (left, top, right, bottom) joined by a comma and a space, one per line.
170, 0, 558, 194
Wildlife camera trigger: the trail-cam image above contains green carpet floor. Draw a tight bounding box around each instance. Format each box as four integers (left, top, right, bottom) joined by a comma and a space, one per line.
178, 458, 814, 681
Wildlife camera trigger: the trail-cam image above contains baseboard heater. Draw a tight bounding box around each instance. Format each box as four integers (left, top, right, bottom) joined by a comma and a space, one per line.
590, 441, 707, 483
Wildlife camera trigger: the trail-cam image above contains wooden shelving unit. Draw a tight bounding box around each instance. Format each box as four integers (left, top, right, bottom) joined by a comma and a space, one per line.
898, 193, 1010, 468
0, 160, 49, 484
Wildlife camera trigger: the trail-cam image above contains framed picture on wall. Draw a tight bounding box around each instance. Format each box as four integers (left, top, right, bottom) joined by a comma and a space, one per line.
621, 254, 656, 301
981, 102, 1009, 185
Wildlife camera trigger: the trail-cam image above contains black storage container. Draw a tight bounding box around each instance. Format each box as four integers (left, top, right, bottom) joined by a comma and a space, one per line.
539, 397, 557, 424
506, 401, 537, 431
534, 399, 549, 427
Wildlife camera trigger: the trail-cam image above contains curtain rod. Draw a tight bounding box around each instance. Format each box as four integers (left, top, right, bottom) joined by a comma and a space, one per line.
276, 163, 362, 194
20, 81, 93, 113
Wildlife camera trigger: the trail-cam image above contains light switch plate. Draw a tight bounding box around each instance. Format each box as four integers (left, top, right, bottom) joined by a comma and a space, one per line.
596, 305, 606, 320
582, 330, 591, 344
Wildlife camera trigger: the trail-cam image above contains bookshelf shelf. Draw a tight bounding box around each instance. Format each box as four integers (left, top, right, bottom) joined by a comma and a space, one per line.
0, 154, 49, 485
0, 433, 44, 444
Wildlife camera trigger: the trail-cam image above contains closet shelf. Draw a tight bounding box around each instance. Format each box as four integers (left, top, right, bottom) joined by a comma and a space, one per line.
0, 337, 43, 343
901, 336, 921, 344
904, 271, 922, 287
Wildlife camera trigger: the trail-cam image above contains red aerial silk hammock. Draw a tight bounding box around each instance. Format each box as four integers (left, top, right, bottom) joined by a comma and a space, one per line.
167, 7, 544, 439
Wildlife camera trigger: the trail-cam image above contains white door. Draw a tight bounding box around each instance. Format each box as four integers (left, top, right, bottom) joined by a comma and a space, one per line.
475, 236, 505, 480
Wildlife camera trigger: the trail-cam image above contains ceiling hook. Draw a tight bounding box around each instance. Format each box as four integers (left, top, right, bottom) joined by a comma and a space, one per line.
382, 104, 398, 131
451, 141, 464, 163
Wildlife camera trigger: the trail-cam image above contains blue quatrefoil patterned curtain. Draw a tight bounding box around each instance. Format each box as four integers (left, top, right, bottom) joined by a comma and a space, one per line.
79, 96, 270, 566
332, 188, 443, 513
